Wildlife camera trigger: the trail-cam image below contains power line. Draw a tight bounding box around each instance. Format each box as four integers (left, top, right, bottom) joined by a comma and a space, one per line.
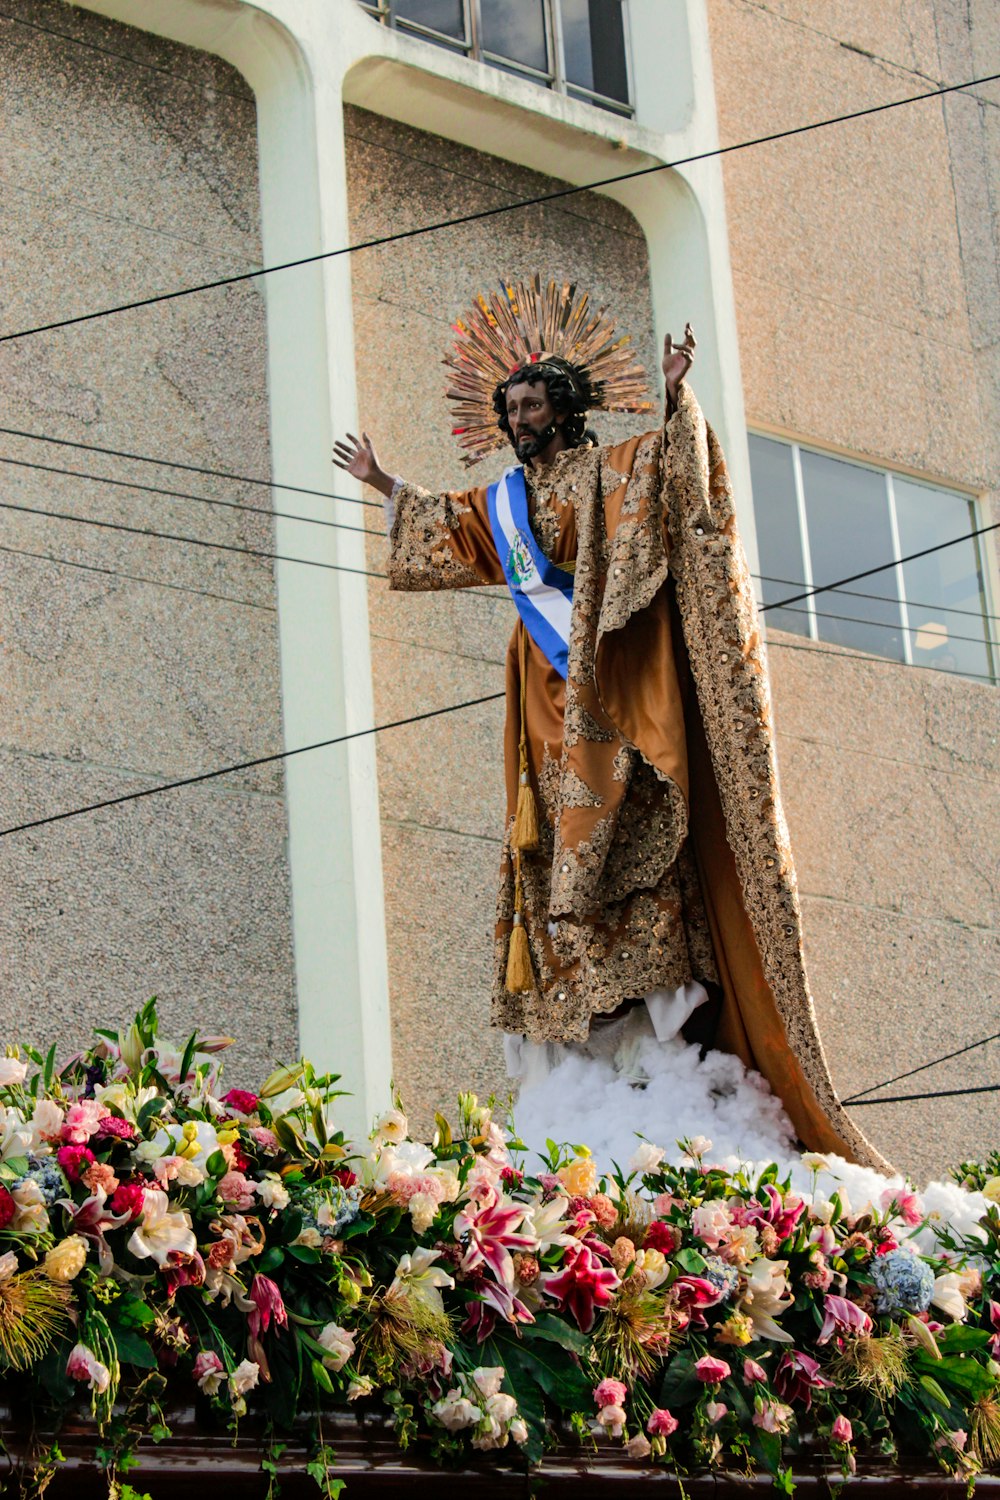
765, 636, 996, 683
0, 539, 275, 612
0, 495, 389, 581
0, 424, 381, 510
767, 600, 1000, 653
0, 452, 385, 540
847, 1082, 998, 1107
758, 520, 1000, 615
0, 692, 506, 839
756, 572, 1000, 627
842, 1030, 1000, 1104
3, 72, 998, 345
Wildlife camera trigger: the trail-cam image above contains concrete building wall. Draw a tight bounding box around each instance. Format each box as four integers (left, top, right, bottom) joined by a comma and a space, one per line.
0, 0, 298, 1083
707, 0, 999, 1179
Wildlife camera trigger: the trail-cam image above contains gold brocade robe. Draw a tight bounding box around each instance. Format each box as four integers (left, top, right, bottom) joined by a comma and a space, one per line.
389, 386, 888, 1171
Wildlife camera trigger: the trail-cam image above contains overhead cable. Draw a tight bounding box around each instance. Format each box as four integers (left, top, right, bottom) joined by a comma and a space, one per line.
757, 572, 1000, 627
847, 1082, 999, 1106
2, 72, 998, 345
0, 693, 506, 839
0, 539, 275, 612
0, 424, 380, 510
842, 1030, 1000, 1104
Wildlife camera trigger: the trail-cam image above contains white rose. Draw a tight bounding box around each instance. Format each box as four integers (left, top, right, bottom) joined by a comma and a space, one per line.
472, 1366, 505, 1399
408, 1192, 439, 1234
317, 1323, 356, 1372
27, 1099, 64, 1144
486, 1392, 518, 1424
347, 1376, 375, 1402
0, 1250, 18, 1280
432, 1392, 480, 1432
256, 1173, 290, 1210
229, 1359, 260, 1396
509, 1418, 529, 1446
628, 1141, 665, 1175
372, 1107, 408, 1144
0, 1057, 28, 1087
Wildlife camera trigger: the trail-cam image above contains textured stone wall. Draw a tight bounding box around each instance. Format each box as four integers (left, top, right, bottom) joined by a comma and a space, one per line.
344, 104, 659, 1130
0, 2, 297, 1083
707, 0, 1000, 1179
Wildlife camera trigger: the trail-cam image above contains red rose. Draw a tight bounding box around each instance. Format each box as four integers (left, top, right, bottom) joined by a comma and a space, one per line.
332, 1167, 358, 1189
0, 1185, 15, 1229
95, 1116, 138, 1142
57, 1143, 96, 1182
644, 1220, 679, 1254
221, 1088, 259, 1115
110, 1181, 147, 1220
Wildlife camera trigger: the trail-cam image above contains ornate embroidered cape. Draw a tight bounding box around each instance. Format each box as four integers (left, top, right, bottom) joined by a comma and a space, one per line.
389, 385, 888, 1171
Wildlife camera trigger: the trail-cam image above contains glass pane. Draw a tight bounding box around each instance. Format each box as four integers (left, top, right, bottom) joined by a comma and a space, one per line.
893, 477, 993, 681
392, 0, 465, 40
747, 435, 809, 636
800, 450, 904, 660
480, 0, 548, 72
561, 0, 629, 103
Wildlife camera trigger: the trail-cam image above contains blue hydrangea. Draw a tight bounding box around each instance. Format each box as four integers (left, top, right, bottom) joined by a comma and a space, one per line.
326, 1183, 362, 1234
703, 1254, 740, 1303
13, 1156, 65, 1205
869, 1248, 934, 1315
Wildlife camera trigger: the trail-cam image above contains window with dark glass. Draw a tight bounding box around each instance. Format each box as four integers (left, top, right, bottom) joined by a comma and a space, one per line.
358, 0, 632, 114
749, 434, 996, 683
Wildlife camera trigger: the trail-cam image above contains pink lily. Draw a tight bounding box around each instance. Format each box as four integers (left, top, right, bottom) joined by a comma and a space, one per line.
988, 1301, 1000, 1358
460, 1277, 535, 1343
540, 1243, 620, 1332
774, 1349, 835, 1410
454, 1186, 535, 1288
734, 1184, 805, 1242
56, 1189, 132, 1275
248, 1274, 288, 1339
816, 1294, 873, 1346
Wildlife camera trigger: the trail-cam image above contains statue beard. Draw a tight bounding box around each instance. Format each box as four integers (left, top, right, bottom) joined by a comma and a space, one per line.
512, 421, 559, 461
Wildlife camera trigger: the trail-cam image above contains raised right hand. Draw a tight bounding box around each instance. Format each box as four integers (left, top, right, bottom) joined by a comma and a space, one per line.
332, 431, 392, 494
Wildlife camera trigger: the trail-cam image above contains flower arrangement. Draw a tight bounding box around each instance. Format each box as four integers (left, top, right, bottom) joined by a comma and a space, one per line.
0, 1001, 999, 1497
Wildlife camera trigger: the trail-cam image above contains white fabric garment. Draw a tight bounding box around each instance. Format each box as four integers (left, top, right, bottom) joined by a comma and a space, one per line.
503, 981, 710, 1088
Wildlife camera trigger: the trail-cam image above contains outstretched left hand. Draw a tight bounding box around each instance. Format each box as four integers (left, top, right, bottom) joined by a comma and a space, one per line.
662, 323, 696, 408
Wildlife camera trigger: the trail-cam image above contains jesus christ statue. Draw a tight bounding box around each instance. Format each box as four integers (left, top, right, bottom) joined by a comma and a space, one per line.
334, 277, 885, 1172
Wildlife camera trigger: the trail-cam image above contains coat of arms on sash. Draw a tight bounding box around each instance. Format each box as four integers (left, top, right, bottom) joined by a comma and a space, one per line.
507, 531, 535, 587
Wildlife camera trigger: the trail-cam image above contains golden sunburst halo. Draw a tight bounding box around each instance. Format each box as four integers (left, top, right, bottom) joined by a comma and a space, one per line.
444, 276, 653, 465
0, 1266, 74, 1372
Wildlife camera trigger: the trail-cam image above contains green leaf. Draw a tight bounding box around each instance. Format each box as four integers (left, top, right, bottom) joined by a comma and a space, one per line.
339, 1212, 376, 1241
43, 1042, 57, 1088
674, 1247, 707, 1274
205, 1149, 228, 1177
258, 1246, 286, 1276
523, 1312, 591, 1355
178, 1033, 198, 1087
0, 1156, 30, 1182
935, 1325, 993, 1353
659, 1351, 702, 1410
501, 1334, 590, 1412
115, 1298, 157, 1328
108, 1324, 158, 1370
287, 1244, 321, 1264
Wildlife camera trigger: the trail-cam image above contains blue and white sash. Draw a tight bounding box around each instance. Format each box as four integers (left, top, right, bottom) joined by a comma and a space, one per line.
487, 466, 574, 680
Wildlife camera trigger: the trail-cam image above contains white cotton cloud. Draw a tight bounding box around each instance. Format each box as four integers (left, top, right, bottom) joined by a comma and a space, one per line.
510, 1033, 988, 1238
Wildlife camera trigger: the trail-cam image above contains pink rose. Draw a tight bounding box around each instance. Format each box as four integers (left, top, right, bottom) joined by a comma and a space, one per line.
596, 1404, 627, 1438
217, 1171, 256, 1209
57, 1143, 96, 1182
626, 1433, 652, 1460
694, 1355, 731, 1384
594, 1377, 628, 1410
61, 1100, 108, 1144
66, 1342, 111, 1392
691, 1200, 734, 1250
831, 1415, 853, 1443
193, 1349, 226, 1395
647, 1408, 679, 1437
753, 1402, 793, 1434
706, 1402, 728, 1424
743, 1359, 768, 1385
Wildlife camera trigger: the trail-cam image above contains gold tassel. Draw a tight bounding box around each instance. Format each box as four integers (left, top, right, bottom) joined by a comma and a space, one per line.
506, 913, 535, 994
513, 770, 539, 851
505, 852, 535, 994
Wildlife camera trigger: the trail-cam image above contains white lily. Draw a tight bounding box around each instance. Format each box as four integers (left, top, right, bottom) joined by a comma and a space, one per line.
740, 1257, 794, 1342
127, 1189, 197, 1266
931, 1272, 969, 1323
521, 1194, 574, 1254
386, 1246, 455, 1317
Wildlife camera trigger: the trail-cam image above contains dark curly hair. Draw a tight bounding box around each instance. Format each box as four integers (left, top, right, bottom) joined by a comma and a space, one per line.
492, 356, 598, 449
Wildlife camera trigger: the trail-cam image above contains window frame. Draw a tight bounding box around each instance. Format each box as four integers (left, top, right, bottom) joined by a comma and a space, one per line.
748, 430, 998, 685
357, 0, 635, 117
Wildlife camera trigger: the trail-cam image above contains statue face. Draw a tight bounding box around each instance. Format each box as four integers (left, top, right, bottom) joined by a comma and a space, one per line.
505, 378, 565, 460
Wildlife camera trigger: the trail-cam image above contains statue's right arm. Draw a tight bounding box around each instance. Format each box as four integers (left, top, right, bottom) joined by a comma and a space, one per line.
332, 431, 504, 591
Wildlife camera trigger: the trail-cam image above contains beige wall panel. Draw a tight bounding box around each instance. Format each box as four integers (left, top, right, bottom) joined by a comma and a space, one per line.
0, 1, 297, 1079
709, 0, 999, 1175
345, 105, 658, 1130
